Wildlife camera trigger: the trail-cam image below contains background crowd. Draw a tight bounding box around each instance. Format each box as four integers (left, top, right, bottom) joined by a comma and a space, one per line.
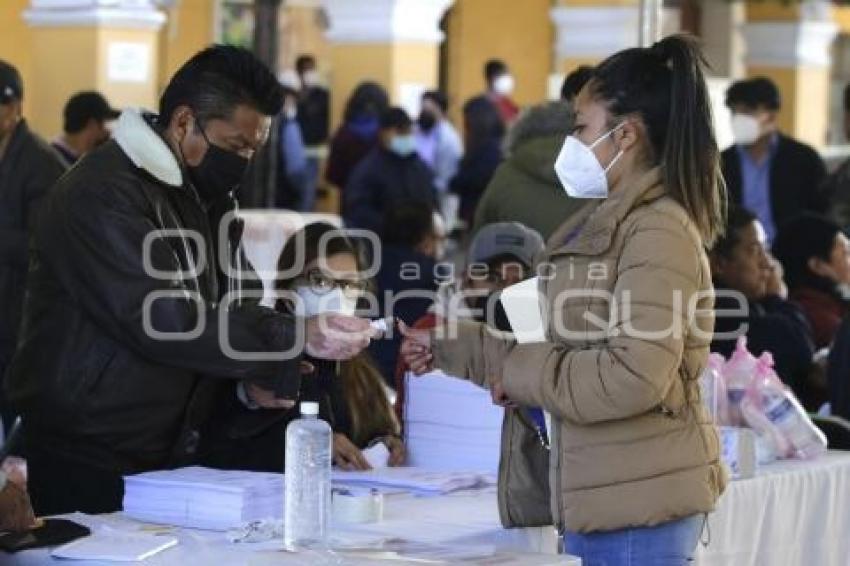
3, 34, 850, 562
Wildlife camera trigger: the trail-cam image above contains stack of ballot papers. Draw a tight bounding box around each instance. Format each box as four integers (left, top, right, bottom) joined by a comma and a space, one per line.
332, 466, 495, 496
123, 467, 283, 531
404, 371, 503, 473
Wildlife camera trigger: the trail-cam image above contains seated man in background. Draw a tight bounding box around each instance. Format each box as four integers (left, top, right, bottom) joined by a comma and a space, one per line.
710, 207, 820, 408
721, 77, 827, 246
773, 213, 850, 350
344, 107, 437, 236
51, 91, 120, 167
369, 205, 444, 385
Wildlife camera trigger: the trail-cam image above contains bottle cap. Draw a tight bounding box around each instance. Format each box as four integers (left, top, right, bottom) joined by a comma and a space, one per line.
300, 401, 320, 416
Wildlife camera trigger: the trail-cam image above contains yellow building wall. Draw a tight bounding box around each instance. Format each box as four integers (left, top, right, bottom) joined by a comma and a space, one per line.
444, 0, 553, 126
159, 0, 215, 92
0, 0, 35, 117
834, 6, 850, 33
96, 28, 162, 117
746, 2, 803, 22
749, 65, 830, 149
28, 28, 99, 137
279, 5, 330, 73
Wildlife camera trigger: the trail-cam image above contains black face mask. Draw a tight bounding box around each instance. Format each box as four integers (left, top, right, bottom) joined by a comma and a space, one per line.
417, 111, 437, 132
184, 123, 250, 202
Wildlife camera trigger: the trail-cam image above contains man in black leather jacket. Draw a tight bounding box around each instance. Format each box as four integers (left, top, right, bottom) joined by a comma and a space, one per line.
0, 60, 67, 429
4, 46, 374, 515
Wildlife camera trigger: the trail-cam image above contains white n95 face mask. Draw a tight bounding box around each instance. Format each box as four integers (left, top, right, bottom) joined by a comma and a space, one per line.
493, 74, 515, 96
554, 123, 625, 199
731, 114, 761, 146
294, 287, 358, 317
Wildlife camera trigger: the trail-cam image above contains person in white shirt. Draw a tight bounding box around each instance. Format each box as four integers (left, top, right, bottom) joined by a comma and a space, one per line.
414, 91, 463, 195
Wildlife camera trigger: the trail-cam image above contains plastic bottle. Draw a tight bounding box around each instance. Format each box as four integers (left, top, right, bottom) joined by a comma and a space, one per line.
722, 337, 759, 426
761, 387, 828, 460
741, 356, 827, 460
284, 402, 332, 549
701, 353, 727, 424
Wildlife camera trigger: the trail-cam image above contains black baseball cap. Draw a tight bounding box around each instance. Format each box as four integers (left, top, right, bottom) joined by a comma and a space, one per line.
0, 60, 23, 104
63, 91, 121, 133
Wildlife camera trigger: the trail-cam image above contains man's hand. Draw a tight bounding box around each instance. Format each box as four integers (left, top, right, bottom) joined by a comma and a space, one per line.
384, 436, 406, 467
0, 480, 36, 532
244, 382, 296, 410
306, 314, 376, 361
399, 322, 434, 375
333, 433, 371, 471
242, 361, 314, 410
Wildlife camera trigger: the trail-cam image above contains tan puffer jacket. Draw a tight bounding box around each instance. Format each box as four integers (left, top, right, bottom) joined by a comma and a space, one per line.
434, 167, 727, 533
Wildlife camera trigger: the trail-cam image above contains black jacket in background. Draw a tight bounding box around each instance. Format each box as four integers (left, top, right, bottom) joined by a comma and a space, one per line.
711, 288, 817, 407
5, 111, 302, 508
343, 147, 437, 236
0, 120, 66, 381
721, 134, 828, 229
297, 87, 330, 147
451, 138, 503, 225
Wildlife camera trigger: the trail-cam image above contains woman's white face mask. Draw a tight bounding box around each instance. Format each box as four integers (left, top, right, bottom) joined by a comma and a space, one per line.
294, 287, 358, 317
554, 122, 626, 199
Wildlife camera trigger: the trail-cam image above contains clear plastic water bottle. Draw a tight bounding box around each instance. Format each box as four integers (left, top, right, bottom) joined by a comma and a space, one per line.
762, 390, 828, 459
284, 401, 332, 549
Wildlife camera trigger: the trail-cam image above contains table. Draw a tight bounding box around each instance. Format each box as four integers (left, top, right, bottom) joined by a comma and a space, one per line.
694, 451, 850, 565
7, 487, 578, 565
8, 453, 850, 565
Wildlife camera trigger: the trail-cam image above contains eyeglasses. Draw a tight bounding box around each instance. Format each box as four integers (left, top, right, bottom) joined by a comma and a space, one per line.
297, 269, 368, 298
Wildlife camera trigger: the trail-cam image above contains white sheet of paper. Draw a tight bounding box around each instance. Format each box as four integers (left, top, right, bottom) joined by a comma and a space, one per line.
51, 528, 178, 561
363, 442, 390, 469
499, 277, 547, 343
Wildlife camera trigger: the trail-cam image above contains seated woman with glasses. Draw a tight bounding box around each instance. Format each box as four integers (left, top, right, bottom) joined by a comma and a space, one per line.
202, 222, 404, 471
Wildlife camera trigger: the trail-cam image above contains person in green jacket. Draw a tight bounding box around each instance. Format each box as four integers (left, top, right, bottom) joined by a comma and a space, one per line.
472, 100, 589, 241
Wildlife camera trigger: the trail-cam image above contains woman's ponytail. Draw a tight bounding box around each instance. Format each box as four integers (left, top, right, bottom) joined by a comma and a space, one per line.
653, 35, 727, 246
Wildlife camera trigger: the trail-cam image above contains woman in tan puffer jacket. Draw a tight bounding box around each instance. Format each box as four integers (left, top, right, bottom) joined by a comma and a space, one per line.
401, 35, 728, 565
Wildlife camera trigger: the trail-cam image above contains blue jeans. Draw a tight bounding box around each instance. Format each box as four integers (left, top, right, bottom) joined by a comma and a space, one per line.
564, 514, 704, 566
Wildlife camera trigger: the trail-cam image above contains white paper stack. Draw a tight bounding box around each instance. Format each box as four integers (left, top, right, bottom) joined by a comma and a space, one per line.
403, 371, 503, 474
332, 466, 495, 496
123, 467, 283, 531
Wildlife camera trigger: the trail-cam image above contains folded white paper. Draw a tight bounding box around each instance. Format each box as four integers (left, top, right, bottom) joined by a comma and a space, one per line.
499, 277, 547, 343
50, 528, 178, 562
332, 467, 495, 496
363, 442, 390, 469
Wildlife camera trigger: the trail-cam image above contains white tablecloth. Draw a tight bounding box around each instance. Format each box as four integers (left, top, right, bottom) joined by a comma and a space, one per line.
6, 488, 576, 566
694, 451, 850, 565
8, 452, 850, 565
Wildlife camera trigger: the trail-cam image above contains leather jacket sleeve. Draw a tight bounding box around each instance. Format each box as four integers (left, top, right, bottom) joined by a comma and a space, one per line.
46, 180, 301, 392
